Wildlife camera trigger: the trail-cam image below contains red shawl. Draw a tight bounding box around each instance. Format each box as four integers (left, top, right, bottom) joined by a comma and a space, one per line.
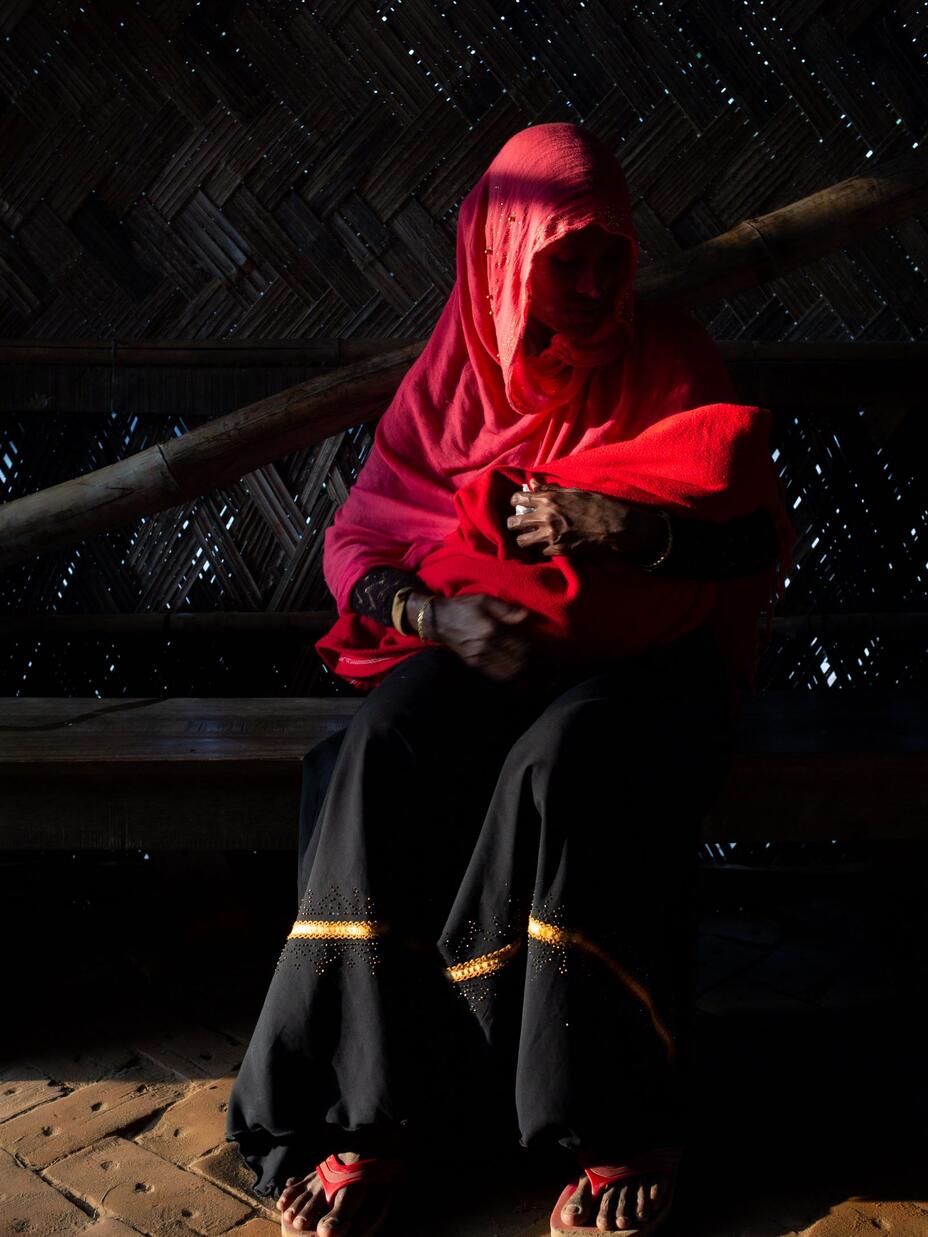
317, 123, 794, 709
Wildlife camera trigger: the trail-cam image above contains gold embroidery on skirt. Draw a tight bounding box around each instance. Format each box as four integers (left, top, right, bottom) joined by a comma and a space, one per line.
445, 938, 523, 983
288, 920, 388, 941
528, 916, 676, 1064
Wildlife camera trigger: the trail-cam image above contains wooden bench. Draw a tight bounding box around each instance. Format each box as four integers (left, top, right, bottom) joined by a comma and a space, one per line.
0, 690, 924, 849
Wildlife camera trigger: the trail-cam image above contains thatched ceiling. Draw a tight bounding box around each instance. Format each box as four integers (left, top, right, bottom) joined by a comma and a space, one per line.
1, 0, 924, 342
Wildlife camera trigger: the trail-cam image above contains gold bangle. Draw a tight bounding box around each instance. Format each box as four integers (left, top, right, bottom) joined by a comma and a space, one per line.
639, 509, 673, 572
416, 595, 438, 642
390, 586, 416, 634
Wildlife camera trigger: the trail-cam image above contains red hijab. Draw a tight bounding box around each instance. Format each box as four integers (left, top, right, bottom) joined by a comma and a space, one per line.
318, 124, 793, 707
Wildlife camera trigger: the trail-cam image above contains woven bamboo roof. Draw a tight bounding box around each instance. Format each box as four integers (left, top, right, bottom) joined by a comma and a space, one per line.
0, 0, 925, 700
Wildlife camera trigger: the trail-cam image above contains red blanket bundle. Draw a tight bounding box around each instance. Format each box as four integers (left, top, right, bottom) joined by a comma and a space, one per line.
316, 401, 792, 703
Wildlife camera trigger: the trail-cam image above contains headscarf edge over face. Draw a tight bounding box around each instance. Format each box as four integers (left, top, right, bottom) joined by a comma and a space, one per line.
459, 122, 640, 419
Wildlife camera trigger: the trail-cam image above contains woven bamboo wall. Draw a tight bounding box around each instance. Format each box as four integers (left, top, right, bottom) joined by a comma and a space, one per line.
0, 0, 925, 700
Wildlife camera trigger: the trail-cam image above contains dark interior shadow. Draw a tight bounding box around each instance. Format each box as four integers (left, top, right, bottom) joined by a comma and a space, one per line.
2, 813, 924, 1234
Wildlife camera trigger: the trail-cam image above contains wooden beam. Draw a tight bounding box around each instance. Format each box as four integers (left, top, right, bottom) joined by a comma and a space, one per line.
2, 612, 925, 637
0, 611, 339, 635
0, 690, 924, 847
769, 613, 928, 637
3, 338, 922, 371
721, 341, 928, 409
3, 342, 925, 417
5, 752, 924, 847
0, 338, 411, 367
635, 151, 928, 305
2, 157, 926, 567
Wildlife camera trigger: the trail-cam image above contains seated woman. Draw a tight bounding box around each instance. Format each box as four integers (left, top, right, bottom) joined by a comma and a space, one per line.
227, 123, 793, 1237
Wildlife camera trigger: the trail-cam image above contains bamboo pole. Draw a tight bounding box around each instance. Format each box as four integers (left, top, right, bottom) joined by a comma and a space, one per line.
2, 154, 926, 567
0, 343, 420, 567
635, 151, 928, 305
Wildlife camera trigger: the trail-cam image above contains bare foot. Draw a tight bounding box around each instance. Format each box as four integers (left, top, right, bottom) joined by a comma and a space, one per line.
276, 1152, 392, 1237
559, 1169, 669, 1232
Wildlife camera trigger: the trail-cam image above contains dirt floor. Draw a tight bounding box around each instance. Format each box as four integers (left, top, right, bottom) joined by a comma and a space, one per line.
1, 845, 925, 1237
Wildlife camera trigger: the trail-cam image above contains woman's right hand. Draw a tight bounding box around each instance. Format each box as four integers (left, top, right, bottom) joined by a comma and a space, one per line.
406, 592, 533, 681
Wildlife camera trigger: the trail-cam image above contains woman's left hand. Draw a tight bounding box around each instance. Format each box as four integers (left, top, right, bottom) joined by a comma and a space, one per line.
506, 482, 667, 561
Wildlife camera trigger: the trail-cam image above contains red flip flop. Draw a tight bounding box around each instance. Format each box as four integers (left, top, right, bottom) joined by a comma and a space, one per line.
550, 1145, 683, 1237
280, 1154, 405, 1237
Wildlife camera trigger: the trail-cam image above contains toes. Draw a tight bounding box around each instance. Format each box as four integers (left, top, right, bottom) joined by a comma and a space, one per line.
278, 1181, 308, 1215
596, 1184, 615, 1232
615, 1183, 632, 1231
318, 1182, 363, 1234
281, 1201, 302, 1225
559, 1170, 671, 1233
561, 1177, 592, 1227
290, 1189, 326, 1232
649, 1171, 667, 1210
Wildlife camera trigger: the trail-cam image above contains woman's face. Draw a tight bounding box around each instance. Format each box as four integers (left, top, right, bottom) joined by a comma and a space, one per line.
527, 224, 631, 340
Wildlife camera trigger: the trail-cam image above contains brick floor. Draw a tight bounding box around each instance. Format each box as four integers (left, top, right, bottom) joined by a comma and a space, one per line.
132, 1028, 245, 1083
189, 1142, 278, 1220
45, 1135, 252, 1235
0, 850, 922, 1236
77, 1220, 139, 1236
137, 1078, 234, 1166
0, 1144, 87, 1234
0, 1075, 183, 1170
800, 1201, 928, 1236
21, 1039, 144, 1088
229, 1220, 284, 1237
0, 1066, 67, 1123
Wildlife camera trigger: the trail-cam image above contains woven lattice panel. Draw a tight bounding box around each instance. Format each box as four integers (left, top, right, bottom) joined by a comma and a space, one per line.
758, 401, 926, 692
0, 0, 926, 698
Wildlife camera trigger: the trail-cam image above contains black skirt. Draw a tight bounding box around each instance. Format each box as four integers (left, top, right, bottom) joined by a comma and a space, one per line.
226, 622, 734, 1199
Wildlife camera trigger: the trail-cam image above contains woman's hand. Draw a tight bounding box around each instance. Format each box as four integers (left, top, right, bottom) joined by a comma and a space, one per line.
507, 482, 667, 562
405, 591, 533, 682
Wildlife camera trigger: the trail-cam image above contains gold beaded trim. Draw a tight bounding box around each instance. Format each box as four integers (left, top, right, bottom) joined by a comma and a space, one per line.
528, 916, 675, 1063
444, 938, 523, 983
288, 920, 388, 941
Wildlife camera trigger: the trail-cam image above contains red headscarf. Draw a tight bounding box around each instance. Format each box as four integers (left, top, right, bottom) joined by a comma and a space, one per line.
318, 123, 794, 707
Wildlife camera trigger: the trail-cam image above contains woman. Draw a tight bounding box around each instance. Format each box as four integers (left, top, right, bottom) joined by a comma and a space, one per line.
227, 123, 793, 1237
